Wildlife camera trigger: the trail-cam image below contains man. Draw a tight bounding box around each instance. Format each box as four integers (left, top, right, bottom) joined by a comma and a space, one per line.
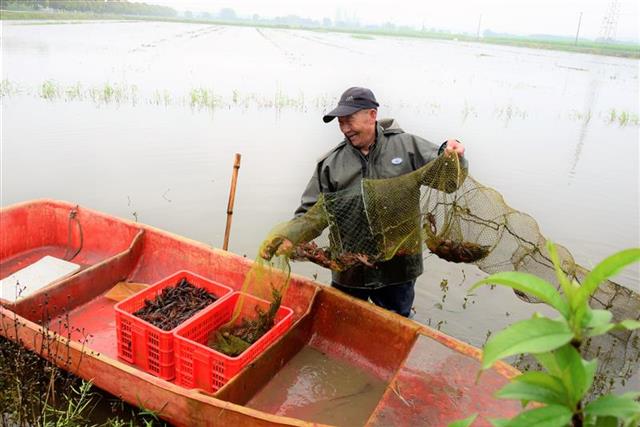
264, 87, 465, 317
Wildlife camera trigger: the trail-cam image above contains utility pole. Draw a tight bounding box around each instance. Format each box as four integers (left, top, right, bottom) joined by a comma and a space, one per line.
476, 14, 482, 40
574, 12, 583, 45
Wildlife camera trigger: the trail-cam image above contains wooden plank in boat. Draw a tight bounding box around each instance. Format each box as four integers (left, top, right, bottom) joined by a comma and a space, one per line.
0, 255, 80, 302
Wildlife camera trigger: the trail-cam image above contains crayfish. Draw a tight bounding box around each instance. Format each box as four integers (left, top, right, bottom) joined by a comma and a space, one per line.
291, 241, 375, 271
424, 212, 490, 263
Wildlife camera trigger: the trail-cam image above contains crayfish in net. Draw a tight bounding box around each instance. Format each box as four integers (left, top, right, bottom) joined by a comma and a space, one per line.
424, 212, 491, 263
207, 288, 282, 357
291, 241, 375, 271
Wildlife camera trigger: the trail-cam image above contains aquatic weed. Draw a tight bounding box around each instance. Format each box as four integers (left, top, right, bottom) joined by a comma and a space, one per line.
189, 87, 223, 110
606, 109, 639, 127
40, 80, 59, 100
64, 82, 83, 102
0, 79, 20, 97
150, 89, 173, 107
273, 88, 304, 110
494, 103, 527, 127
461, 101, 478, 122
568, 109, 592, 124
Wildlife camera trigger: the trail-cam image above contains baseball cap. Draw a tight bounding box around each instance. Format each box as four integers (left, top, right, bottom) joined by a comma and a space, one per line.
322, 87, 379, 123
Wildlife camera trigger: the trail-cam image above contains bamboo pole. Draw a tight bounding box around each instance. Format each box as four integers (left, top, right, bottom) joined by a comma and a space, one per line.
223, 153, 241, 251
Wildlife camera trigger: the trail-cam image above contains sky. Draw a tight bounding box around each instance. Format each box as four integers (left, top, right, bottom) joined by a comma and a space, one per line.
136, 0, 640, 41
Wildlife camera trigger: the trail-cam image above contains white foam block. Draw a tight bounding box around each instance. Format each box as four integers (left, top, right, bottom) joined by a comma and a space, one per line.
0, 255, 81, 303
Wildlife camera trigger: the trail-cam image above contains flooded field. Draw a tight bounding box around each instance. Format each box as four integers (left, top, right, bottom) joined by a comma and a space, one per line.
1, 19, 639, 420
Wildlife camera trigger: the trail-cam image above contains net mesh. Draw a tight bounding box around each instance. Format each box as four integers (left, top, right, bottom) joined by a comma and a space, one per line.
258, 152, 638, 314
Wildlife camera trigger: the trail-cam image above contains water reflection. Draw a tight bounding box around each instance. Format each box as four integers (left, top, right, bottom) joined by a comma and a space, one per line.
569, 70, 600, 180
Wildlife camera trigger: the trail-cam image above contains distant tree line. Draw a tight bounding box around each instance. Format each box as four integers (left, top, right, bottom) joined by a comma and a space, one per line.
0, 0, 177, 17
179, 7, 452, 35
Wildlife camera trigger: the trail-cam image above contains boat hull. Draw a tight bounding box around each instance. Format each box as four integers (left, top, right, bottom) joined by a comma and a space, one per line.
1, 200, 520, 426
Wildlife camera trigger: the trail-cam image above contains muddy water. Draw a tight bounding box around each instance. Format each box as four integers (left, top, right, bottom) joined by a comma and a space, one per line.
247, 346, 387, 426
1, 19, 639, 418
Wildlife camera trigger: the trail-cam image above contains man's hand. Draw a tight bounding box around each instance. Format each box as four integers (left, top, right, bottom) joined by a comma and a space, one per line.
444, 139, 465, 157
260, 236, 294, 260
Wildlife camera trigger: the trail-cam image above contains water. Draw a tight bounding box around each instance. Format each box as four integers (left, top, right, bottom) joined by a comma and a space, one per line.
247, 346, 387, 426
1, 19, 639, 411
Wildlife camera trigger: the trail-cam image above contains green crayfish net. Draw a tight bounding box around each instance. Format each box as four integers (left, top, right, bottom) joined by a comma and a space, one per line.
259, 153, 638, 318
224, 152, 637, 382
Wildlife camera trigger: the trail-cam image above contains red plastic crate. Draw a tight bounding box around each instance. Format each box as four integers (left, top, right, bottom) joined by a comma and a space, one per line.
114, 270, 233, 380
173, 291, 294, 392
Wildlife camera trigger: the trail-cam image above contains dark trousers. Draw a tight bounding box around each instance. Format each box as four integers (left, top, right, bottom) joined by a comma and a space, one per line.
331, 279, 416, 318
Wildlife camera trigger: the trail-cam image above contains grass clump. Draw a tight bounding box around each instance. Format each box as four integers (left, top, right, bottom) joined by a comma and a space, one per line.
0, 79, 20, 97
89, 83, 138, 106
350, 34, 374, 40
188, 87, 223, 110
607, 109, 640, 127
40, 80, 60, 100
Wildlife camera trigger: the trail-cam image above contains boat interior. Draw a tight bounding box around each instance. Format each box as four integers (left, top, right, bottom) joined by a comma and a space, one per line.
1, 200, 517, 426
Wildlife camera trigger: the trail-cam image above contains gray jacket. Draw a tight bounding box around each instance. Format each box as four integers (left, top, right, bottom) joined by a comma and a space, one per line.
295, 118, 467, 289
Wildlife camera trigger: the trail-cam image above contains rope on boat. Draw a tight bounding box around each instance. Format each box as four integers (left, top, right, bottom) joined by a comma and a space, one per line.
63, 205, 83, 261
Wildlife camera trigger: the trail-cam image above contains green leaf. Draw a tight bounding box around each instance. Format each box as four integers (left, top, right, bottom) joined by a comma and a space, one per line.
482, 318, 574, 370
625, 413, 640, 427
490, 419, 510, 427
552, 345, 597, 406
496, 381, 565, 406
587, 323, 616, 338
578, 358, 598, 404
593, 416, 619, 427
533, 346, 596, 406
514, 371, 568, 396
471, 272, 569, 318
588, 319, 640, 338
585, 393, 640, 420
618, 320, 640, 330
502, 405, 573, 427
584, 309, 613, 328
583, 309, 615, 337
577, 248, 640, 306
447, 414, 478, 427
534, 352, 562, 377
546, 241, 575, 301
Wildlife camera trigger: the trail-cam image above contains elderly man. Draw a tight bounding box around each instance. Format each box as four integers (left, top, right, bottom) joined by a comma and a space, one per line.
266, 87, 465, 317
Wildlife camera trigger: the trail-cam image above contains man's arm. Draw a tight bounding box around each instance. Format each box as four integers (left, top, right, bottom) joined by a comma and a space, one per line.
261, 166, 328, 259
294, 166, 322, 217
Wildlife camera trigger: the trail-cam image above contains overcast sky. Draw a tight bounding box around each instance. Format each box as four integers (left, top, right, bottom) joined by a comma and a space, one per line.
138, 0, 639, 41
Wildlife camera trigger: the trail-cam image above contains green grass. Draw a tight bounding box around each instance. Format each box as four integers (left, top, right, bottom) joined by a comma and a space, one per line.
0, 78, 19, 96
2, 9, 638, 58
482, 35, 640, 58
608, 109, 639, 127
40, 80, 59, 99
350, 34, 374, 40
3, 79, 639, 127
1, 9, 126, 20
188, 87, 223, 110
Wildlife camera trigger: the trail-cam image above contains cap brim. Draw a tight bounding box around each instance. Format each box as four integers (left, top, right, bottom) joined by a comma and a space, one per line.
322, 105, 362, 123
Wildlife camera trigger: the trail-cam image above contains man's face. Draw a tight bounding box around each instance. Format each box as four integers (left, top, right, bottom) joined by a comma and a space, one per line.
338, 109, 377, 149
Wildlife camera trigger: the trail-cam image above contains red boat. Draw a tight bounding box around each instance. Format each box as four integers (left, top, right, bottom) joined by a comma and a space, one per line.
0, 199, 520, 426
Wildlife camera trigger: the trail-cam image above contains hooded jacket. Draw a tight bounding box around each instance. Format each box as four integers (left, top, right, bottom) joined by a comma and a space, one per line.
295, 118, 468, 289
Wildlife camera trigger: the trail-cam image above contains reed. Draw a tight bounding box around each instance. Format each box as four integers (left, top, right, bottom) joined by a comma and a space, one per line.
188, 87, 223, 110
